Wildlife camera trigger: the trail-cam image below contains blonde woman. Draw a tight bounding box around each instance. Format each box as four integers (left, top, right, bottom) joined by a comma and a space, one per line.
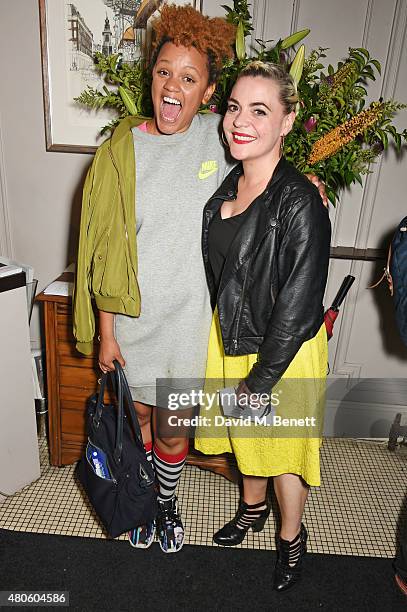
196, 62, 331, 591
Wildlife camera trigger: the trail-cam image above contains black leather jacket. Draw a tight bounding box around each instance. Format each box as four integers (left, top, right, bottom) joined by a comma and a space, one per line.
202, 157, 331, 394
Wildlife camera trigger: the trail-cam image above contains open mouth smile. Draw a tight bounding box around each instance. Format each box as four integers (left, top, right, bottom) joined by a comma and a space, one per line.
161, 96, 182, 122
232, 132, 257, 144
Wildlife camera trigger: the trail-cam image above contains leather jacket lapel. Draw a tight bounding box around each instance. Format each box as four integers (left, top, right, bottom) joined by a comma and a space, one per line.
202, 157, 288, 302
216, 159, 288, 300
217, 200, 274, 299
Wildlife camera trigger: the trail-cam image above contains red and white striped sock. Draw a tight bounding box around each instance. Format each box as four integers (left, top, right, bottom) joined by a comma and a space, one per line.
144, 441, 154, 469
153, 444, 188, 502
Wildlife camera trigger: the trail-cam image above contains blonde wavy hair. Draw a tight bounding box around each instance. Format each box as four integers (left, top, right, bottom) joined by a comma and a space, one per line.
238, 61, 298, 114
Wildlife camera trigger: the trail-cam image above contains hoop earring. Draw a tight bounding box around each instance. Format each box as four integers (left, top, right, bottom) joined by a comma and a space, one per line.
221, 131, 229, 148
280, 135, 285, 156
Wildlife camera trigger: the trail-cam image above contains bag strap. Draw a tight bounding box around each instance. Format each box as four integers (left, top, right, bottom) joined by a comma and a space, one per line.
367, 242, 394, 296
92, 370, 125, 463
113, 364, 124, 464
92, 373, 108, 428
93, 362, 144, 463
115, 362, 144, 447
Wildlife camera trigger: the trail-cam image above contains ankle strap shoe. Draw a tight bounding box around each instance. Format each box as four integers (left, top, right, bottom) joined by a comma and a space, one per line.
213, 499, 270, 546
273, 523, 308, 592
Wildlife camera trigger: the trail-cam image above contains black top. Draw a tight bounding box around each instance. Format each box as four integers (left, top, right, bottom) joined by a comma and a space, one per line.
201, 157, 331, 394
208, 205, 251, 292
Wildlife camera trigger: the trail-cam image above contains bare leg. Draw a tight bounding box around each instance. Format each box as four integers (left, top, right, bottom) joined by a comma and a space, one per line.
153, 406, 193, 456
133, 401, 153, 446
242, 475, 268, 505
213, 474, 269, 544
273, 473, 309, 541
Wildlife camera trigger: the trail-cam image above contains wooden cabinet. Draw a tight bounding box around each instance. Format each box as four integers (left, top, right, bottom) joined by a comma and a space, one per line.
36, 273, 239, 481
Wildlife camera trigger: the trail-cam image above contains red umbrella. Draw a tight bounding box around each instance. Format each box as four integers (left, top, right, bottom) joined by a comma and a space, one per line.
324, 275, 355, 339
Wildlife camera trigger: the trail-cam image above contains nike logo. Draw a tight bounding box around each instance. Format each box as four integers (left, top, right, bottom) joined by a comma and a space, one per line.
198, 160, 218, 180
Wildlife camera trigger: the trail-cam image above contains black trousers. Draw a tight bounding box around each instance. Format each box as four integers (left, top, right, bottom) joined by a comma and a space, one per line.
395, 542, 407, 581
395, 512, 407, 581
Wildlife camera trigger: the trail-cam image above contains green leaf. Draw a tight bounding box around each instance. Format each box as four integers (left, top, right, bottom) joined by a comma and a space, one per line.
354, 85, 368, 96
355, 47, 370, 59
235, 21, 247, 60
370, 59, 381, 74
281, 29, 310, 49
345, 169, 354, 185
354, 172, 363, 186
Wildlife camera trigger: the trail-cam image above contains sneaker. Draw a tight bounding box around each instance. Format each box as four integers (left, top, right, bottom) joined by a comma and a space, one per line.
128, 520, 156, 549
156, 496, 185, 553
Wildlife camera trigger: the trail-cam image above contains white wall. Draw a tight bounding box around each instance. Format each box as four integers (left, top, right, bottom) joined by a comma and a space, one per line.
1, 1, 406, 427
0, 0, 92, 347
249, 0, 407, 434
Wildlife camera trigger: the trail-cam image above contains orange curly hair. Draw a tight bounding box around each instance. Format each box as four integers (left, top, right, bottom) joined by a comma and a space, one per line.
151, 4, 236, 83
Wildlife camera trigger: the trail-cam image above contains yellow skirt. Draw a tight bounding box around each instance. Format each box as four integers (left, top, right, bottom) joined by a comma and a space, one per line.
194, 312, 328, 486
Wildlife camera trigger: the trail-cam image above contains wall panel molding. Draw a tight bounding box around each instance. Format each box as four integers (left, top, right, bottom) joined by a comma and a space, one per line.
0, 110, 12, 258
354, 0, 407, 252
328, 0, 407, 377
250, 0, 267, 49
361, 0, 374, 46
331, 259, 363, 378
290, 0, 301, 37
380, 0, 407, 98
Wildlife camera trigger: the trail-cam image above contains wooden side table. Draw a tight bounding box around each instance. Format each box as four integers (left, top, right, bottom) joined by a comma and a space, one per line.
36, 272, 239, 482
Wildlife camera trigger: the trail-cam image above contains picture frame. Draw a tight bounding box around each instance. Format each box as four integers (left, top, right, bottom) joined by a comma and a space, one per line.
39, 0, 203, 154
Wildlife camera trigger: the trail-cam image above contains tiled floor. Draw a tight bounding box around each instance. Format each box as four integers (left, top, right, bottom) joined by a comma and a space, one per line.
0, 437, 406, 557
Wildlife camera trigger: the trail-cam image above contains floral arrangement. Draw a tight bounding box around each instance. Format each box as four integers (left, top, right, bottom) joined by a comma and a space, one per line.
75, 0, 406, 204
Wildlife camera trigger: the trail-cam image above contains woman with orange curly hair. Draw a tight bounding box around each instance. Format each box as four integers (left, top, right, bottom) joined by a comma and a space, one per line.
73, 4, 326, 555
74, 4, 237, 554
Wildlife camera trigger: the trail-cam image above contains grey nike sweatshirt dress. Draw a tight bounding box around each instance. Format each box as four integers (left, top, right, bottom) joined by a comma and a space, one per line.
114, 112, 234, 407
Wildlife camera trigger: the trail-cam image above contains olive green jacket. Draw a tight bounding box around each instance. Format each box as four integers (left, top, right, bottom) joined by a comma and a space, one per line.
72, 116, 145, 355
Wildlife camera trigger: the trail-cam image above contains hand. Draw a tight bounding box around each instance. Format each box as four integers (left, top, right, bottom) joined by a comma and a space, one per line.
98, 336, 125, 373
235, 379, 254, 409
305, 173, 329, 208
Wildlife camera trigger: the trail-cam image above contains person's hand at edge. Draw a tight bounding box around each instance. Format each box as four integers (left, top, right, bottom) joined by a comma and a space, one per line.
305, 173, 329, 208
236, 379, 255, 409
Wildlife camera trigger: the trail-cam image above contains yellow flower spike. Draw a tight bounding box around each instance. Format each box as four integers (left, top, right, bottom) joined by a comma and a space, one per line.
235, 21, 246, 61
281, 29, 310, 50
308, 102, 385, 164
118, 86, 137, 116
332, 62, 357, 89
289, 44, 305, 87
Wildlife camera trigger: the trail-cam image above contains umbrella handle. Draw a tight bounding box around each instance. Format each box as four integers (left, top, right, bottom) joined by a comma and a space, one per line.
330, 275, 355, 311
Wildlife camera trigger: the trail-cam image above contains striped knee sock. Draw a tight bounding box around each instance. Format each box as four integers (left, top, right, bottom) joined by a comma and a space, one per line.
144, 441, 154, 469
153, 444, 188, 502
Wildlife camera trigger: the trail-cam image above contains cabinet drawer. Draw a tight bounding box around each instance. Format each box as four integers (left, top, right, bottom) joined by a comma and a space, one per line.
60, 365, 98, 389
60, 384, 115, 405
60, 396, 89, 413
60, 443, 84, 465
56, 303, 71, 315
57, 316, 76, 344
58, 339, 97, 360
57, 306, 99, 335
61, 408, 87, 437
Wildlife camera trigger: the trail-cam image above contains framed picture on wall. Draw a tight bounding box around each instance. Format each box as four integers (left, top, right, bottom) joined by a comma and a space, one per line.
39, 0, 203, 154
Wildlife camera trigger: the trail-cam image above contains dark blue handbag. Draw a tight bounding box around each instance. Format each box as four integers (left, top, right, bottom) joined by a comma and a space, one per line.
390, 216, 407, 347
371, 217, 407, 347
76, 362, 157, 538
